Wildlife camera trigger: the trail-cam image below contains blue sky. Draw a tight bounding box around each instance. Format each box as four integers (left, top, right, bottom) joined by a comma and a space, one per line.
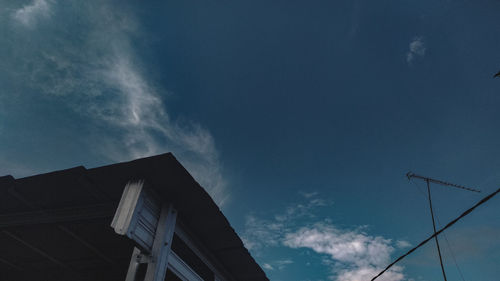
1, 0, 500, 280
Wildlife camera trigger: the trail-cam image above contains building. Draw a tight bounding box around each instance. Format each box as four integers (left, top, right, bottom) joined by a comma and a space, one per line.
0, 153, 268, 281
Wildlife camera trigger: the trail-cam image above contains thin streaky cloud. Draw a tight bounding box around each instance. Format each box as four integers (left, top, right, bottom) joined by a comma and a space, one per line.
4, 0, 229, 206
396, 240, 411, 249
262, 263, 274, 270
87, 6, 230, 206
275, 259, 294, 270
243, 192, 331, 251
300, 191, 319, 198
12, 0, 52, 27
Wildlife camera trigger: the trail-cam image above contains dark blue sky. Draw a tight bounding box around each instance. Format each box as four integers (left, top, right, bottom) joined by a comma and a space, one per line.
1, 0, 500, 280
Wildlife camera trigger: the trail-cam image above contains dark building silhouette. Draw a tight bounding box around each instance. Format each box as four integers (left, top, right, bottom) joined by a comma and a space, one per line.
0, 153, 268, 281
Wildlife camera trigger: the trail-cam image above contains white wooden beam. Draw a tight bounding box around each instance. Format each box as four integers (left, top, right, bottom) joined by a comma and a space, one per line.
168, 251, 204, 281
144, 204, 177, 281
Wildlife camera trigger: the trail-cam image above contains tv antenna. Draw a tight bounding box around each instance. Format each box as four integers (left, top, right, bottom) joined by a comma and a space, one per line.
406, 172, 480, 281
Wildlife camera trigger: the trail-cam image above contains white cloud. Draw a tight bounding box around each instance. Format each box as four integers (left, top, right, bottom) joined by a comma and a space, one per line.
243, 192, 331, 251
396, 240, 411, 249
275, 259, 294, 270
12, 0, 52, 27
301, 191, 319, 198
93, 52, 229, 205
284, 223, 406, 281
275, 196, 329, 222
262, 263, 274, 270
243, 194, 409, 281
243, 215, 284, 250
86, 7, 229, 206
406, 37, 426, 64
276, 259, 294, 265
336, 266, 404, 281
261, 259, 294, 272
4, 1, 229, 206
284, 224, 393, 268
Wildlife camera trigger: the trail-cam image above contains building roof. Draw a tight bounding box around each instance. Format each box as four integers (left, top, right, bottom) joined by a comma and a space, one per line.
0, 153, 268, 281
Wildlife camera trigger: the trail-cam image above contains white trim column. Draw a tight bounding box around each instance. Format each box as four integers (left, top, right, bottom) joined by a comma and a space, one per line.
144, 204, 177, 281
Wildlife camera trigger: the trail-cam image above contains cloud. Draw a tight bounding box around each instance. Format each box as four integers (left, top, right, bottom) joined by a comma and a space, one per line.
243, 194, 409, 281
275, 259, 294, 270
406, 37, 426, 64
301, 191, 319, 198
3, 1, 229, 206
12, 0, 52, 27
275, 196, 329, 223
284, 223, 406, 281
260, 260, 294, 272
243, 215, 284, 250
94, 51, 229, 206
396, 240, 412, 249
243, 192, 331, 251
284, 224, 393, 268
336, 266, 404, 281
262, 263, 274, 270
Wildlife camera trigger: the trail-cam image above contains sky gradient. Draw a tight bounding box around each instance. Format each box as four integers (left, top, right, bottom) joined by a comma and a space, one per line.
1, 0, 500, 280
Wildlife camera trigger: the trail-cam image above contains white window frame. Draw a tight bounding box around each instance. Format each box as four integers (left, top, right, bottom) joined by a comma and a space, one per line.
112, 180, 232, 281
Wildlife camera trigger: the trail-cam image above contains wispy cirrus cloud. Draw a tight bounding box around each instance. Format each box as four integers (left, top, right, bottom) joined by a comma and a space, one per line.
243, 192, 331, 251
406, 37, 426, 65
12, 0, 52, 27
275, 259, 294, 270
260, 260, 294, 271
4, 1, 229, 206
262, 263, 274, 270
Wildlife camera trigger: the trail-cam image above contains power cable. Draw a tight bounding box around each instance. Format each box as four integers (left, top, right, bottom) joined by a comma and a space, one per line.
370, 186, 500, 281
425, 179, 448, 281
412, 180, 467, 281
439, 220, 467, 281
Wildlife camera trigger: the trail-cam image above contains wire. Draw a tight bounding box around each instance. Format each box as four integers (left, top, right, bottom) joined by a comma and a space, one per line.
370, 186, 500, 281
426, 179, 448, 281
412, 179, 467, 281
440, 225, 467, 281
411, 179, 428, 198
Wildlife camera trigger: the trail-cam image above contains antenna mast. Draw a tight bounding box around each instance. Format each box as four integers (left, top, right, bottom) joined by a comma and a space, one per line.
406, 172, 480, 281
406, 172, 481, 193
